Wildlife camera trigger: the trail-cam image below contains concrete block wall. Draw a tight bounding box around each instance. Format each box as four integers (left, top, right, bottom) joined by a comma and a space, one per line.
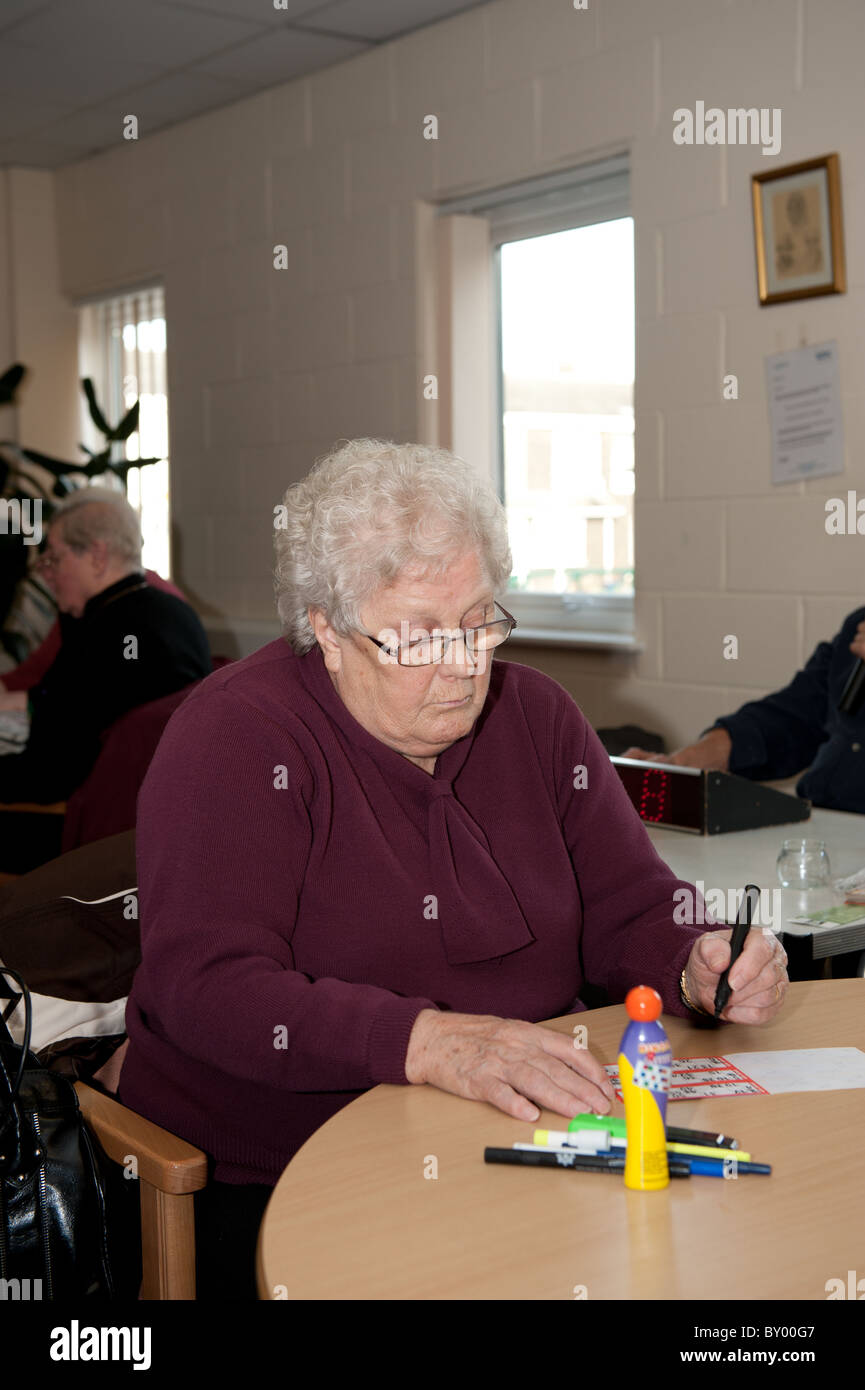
45, 0, 865, 745
0, 169, 79, 460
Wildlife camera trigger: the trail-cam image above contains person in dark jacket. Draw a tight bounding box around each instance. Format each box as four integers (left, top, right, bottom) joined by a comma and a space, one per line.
0, 566, 189, 706
625, 608, 865, 813
0, 486, 211, 806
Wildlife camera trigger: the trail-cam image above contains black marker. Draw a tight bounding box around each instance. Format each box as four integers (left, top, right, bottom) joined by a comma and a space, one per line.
665, 1125, 739, 1149
713, 883, 760, 1019
484, 1147, 691, 1177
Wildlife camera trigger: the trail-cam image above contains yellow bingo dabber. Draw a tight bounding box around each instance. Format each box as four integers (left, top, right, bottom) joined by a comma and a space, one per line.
618, 985, 672, 1191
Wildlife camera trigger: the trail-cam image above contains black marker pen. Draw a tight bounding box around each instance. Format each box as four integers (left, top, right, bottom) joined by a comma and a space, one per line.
714, 883, 760, 1019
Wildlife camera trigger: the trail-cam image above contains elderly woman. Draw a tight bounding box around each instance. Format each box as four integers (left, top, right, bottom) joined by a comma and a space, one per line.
119, 439, 788, 1299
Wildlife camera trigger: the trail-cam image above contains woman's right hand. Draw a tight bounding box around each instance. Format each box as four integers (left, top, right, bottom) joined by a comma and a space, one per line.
404, 1008, 616, 1122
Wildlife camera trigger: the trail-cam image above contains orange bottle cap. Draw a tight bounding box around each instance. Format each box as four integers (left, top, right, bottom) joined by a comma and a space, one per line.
625, 985, 662, 1021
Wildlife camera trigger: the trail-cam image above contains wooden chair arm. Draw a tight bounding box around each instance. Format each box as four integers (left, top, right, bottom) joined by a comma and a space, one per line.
0, 801, 66, 814
75, 1081, 208, 1195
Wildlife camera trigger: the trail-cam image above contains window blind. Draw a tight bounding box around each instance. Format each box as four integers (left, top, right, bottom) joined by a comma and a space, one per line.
437, 153, 630, 246
77, 285, 170, 577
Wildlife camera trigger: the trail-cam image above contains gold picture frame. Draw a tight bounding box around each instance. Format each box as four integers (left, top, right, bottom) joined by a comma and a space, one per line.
752, 154, 846, 305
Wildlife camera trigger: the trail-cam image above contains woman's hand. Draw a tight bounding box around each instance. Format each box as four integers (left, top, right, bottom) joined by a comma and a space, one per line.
404, 1009, 616, 1122
850, 619, 865, 661
684, 928, 789, 1023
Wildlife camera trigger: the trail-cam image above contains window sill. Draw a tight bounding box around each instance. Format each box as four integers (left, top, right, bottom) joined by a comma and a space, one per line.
506, 628, 643, 652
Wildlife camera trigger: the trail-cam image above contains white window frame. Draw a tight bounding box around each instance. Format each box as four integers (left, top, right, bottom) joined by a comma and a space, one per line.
432, 155, 636, 647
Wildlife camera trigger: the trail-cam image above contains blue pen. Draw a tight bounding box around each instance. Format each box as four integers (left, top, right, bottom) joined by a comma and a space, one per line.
683, 1156, 771, 1177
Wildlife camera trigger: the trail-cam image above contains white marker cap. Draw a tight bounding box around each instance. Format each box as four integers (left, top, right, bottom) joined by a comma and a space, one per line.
533, 1128, 614, 1151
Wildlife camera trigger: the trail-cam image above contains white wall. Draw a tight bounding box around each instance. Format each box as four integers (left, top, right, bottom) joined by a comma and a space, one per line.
46, 0, 865, 744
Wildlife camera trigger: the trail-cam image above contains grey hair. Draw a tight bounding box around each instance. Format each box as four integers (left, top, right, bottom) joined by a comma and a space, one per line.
273, 438, 512, 653
51, 485, 143, 568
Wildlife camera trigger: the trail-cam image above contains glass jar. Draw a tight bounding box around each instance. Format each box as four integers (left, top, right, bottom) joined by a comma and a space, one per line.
776, 838, 831, 889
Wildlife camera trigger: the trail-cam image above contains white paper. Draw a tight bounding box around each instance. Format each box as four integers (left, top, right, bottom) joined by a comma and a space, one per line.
766, 341, 844, 484
725, 1047, 865, 1094
0, 708, 28, 755
605, 1048, 865, 1100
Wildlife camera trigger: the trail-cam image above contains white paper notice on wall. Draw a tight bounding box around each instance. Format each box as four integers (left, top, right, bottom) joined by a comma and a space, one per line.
766, 340, 844, 485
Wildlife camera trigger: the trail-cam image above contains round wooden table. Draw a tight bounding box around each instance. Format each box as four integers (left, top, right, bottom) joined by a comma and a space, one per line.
257, 978, 865, 1299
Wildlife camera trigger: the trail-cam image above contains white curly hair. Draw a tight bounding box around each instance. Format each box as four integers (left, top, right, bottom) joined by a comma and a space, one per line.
273, 438, 512, 652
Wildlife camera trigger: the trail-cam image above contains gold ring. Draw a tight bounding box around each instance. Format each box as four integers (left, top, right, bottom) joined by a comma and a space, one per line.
774, 981, 782, 1003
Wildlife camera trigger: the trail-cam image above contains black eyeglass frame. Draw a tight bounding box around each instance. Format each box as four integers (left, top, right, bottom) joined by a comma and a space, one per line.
364, 601, 517, 667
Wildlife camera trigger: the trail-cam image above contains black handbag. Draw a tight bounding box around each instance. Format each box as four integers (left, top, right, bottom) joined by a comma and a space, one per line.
0, 964, 116, 1298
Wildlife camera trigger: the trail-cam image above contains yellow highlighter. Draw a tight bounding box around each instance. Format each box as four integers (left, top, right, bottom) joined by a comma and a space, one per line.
532, 1130, 751, 1164
668, 1141, 751, 1162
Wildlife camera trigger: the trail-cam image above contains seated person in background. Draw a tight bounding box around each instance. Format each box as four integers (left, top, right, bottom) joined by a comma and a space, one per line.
0, 486, 211, 805
625, 609, 865, 814
0, 564, 189, 708
119, 438, 788, 1300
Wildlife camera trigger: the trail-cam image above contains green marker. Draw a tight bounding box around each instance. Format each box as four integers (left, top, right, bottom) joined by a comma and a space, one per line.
569, 1114, 628, 1139
569, 1113, 740, 1150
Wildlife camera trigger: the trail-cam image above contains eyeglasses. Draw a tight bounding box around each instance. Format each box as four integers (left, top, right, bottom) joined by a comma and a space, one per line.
36, 548, 63, 572
37, 541, 84, 572
364, 602, 517, 666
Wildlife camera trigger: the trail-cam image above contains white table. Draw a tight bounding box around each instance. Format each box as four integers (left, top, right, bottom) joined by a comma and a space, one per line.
645, 782, 865, 966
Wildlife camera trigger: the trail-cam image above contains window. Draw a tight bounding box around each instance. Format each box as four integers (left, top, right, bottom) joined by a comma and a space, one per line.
78, 286, 170, 578
435, 155, 635, 643
526, 429, 553, 491
500, 218, 634, 599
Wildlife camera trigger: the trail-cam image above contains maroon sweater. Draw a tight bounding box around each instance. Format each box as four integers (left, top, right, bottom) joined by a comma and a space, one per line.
119, 640, 721, 1186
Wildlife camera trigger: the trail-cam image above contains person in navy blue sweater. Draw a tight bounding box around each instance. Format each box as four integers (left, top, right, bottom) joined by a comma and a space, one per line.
625, 608, 865, 814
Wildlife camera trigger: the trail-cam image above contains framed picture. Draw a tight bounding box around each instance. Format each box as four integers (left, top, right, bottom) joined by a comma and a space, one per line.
752, 154, 846, 305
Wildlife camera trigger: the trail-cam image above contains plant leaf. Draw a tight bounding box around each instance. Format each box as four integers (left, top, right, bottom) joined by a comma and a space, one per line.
81, 377, 111, 437
20, 446, 80, 477
0, 362, 26, 404
112, 401, 140, 442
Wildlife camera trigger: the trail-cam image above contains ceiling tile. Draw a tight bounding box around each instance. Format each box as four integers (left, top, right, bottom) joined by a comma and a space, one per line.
23, 105, 145, 153
8, 0, 264, 64
297, 0, 485, 41
26, 68, 256, 160
0, 41, 166, 105
0, 99, 77, 139
0, 0, 53, 32
192, 26, 367, 86
0, 0, 488, 167
163, 0, 315, 18
99, 68, 252, 122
